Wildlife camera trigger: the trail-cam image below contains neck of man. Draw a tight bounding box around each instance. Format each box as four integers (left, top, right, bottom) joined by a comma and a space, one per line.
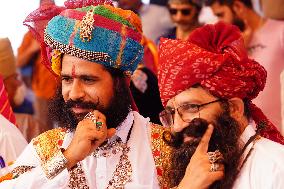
244, 10, 266, 32
176, 22, 199, 40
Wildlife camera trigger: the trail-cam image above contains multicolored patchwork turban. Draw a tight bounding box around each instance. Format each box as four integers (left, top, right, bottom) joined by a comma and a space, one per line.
158, 22, 284, 144
24, 0, 144, 76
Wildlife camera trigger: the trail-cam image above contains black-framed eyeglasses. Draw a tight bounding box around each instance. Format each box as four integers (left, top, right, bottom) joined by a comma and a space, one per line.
168, 8, 192, 16
159, 99, 223, 128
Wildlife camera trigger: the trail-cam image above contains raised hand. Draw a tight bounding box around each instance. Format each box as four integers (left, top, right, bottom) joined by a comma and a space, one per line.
178, 124, 224, 189
63, 110, 115, 169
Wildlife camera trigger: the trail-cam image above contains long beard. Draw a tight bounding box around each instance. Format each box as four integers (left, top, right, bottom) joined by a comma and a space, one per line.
165, 111, 242, 189
48, 81, 132, 131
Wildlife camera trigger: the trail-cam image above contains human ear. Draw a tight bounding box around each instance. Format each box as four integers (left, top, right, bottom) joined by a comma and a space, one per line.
232, 1, 245, 18
228, 97, 245, 119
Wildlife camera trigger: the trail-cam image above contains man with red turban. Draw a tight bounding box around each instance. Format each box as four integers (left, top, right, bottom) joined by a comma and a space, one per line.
158, 22, 284, 189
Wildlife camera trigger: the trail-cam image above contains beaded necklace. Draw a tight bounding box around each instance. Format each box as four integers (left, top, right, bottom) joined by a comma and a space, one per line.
92, 120, 134, 189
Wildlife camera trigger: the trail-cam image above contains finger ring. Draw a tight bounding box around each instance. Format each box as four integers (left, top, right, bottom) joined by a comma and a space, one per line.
96, 121, 103, 130
210, 163, 219, 172
208, 150, 224, 163
84, 112, 97, 124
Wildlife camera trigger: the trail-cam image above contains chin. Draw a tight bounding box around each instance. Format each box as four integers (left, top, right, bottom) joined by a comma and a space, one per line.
73, 112, 88, 122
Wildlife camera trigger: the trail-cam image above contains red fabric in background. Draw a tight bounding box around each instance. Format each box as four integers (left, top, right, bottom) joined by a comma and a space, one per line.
0, 76, 16, 125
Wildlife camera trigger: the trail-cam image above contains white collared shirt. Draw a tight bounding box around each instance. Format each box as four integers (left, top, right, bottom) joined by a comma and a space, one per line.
0, 111, 160, 189
233, 124, 284, 189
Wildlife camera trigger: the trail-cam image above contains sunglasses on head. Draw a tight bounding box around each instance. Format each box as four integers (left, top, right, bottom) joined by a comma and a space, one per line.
169, 8, 192, 16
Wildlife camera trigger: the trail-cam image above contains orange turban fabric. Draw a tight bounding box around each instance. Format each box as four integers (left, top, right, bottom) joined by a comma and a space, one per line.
158, 22, 284, 144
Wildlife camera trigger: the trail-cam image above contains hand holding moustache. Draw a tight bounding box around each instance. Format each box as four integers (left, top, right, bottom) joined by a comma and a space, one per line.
178, 124, 225, 189
63, 110, 116, 169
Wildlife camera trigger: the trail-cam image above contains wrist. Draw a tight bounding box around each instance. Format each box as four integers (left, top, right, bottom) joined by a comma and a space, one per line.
63, 148, 78, 170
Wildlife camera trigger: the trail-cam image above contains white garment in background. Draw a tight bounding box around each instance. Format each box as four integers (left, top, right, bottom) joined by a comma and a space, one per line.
249, 19, 284, 132
233, 124, 284, 189
281, 70, 284, 135
139, 4, 173, 44
0, 114, 27, 167
0, 111, 160, 189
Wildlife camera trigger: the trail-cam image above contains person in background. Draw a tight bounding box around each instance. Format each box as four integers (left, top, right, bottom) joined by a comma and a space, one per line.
261, 0, 284, 136
281, 71, 284, 134
261, 0, 284, 20
0, 37, 46, 142
117, 0, 173, 44
130, 63, 164, 124
0, 76, 27, 173
117, 1, 164, 124
158, 22, 284, 189
17, 0, 59, 132
164, 0, 202, 40
206, 0, 284, 134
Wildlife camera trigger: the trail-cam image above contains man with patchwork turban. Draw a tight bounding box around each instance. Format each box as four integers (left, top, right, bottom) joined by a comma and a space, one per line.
0, 0, 172, 188
158, 22, 284, 189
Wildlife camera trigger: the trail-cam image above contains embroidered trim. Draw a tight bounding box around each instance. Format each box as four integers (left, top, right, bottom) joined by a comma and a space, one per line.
68, 163, 89, 189
0, 165, 35, 182
151, 123, 172, 189
44, 33, 115, 65
33, 127, 67, 162
42, 150, 68, 179
107, 143, 132, 188
80, 9, 95, 42
33, 128, 67, 179
92, 138, 124, 157
12, 165, 35, 177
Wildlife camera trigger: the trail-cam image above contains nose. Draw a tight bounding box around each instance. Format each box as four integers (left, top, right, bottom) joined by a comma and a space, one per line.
68, 80, 85, 100
171, 111, 190, 133
174, 11, 184, 21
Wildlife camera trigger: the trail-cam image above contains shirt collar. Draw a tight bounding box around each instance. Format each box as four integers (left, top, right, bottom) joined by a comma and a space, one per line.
110, 111, 134, 143
239, 121, 257, 145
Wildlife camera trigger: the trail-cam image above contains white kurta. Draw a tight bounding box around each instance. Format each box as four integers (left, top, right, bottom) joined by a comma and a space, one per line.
233, 124, 284, 189
0, 114, 27, 167
0, 111, 160, 189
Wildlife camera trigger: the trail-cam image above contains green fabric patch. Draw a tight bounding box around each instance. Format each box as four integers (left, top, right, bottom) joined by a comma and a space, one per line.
77, 5, 135, 30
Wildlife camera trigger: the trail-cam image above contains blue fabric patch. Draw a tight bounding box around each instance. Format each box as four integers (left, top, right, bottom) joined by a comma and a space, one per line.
46, 14, 144, 73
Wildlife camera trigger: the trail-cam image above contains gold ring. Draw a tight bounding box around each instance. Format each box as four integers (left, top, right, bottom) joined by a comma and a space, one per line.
208, 150, 224, 163
210, 163, 219, 172
84, 112, 97, 125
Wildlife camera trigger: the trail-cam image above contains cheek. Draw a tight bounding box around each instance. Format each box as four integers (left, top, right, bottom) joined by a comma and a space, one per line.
61, 85, 69, 101
199, 109, 222, 124
85, 85, 113, 107
227, 14, 234, 23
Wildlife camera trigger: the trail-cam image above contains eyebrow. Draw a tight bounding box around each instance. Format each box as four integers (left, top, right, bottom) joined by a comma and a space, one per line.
61, 73, 100, 79
165, 105, 174, 110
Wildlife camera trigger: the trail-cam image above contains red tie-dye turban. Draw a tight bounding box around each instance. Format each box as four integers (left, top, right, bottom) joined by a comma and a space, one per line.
158, 22, 284, 144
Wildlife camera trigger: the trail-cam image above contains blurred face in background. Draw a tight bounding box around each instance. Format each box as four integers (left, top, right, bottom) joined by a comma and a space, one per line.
168, 3, 198, 30
210, 1, 245, 31
210, 2, 234, 24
